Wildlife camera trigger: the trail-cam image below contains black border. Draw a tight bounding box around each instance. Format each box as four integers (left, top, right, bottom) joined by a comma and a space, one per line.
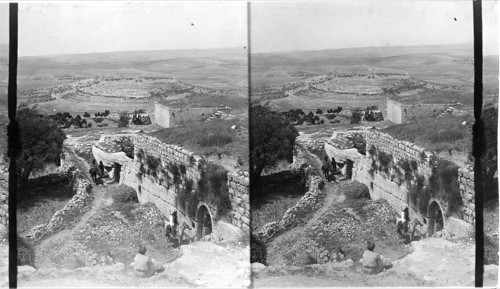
7, 3, 19, 288
473, 0, 485, 287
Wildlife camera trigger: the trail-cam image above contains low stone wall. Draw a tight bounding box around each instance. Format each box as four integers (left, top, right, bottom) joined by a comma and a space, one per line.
23, 147, 93, 241
0, 164, 8, 230
227, 171, 250, 230
255, 145, 326, 243
458, 168, 475, 224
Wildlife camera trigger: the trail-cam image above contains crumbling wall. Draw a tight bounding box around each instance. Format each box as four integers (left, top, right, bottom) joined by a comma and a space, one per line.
154, 102, 216, 128
121, 134, 249, 240
386, 99, 404, 124
458, 168, 475, 224
227, 171, 250, 230
386, 99, 447, 124
23, 147, 93, 241
353, 131, 473, 235
0, 164, 8, 230
154, 102, 171, 128
255, 145, 326, 243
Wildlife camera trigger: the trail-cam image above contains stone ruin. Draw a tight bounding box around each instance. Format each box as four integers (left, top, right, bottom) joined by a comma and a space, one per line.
100, 134, 250, 242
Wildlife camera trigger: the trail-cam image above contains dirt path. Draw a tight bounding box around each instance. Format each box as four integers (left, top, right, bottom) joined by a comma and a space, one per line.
266, 142, 347, 266
33, 142, 108, 269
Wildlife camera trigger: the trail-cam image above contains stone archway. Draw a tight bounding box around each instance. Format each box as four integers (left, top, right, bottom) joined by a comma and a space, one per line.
428, 199, 445, 236
196, 203, 213, 241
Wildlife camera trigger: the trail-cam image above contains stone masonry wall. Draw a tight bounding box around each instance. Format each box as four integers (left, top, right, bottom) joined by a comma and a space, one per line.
386, 99, 447, 124
458, 168, 475, 224
255, 145, 326, 243
227, 171, 250, 230
24, 147, 93, 241
154, 102, 171, 128
154, 102, 216, 128
386, 99, 404, 124
353, 130, 473, 230
121, 134, 249, 239
0, 164, 8, 230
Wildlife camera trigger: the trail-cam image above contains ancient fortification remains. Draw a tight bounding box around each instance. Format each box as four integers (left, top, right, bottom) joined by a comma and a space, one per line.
386, 99, 446, 124
350, 130, 474, 237
154, 102, 219, 128
119, 134, 249, 241
0, 163, 8, 231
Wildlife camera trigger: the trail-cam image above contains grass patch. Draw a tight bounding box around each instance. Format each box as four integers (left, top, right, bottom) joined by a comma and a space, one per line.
251, 171, 307, 230
17, 174, 74, 234
382, 114, 473, 153
149, 118, 248, 168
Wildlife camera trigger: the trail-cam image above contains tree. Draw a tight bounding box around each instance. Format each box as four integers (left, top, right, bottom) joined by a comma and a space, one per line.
118, 112, 130, 128
250, 105, 298, 189
16, 107, 66, 188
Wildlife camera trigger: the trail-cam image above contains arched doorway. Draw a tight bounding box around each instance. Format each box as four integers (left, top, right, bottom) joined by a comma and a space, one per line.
196, 204, 213, 241
428, 200, 445, 236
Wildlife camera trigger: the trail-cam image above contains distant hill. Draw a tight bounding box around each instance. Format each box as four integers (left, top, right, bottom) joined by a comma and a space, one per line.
17, 47, 248, 89
252, 43, 498, 88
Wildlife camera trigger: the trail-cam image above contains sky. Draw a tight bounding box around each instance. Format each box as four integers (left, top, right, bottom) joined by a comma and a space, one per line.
251, 1, 499, 55
12, 2, 248, 56
0, 1, 498, 56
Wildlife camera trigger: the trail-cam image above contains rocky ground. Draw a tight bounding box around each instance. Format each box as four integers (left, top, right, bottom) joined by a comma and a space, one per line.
18, 241, 249, 288
17, 140, 250, 287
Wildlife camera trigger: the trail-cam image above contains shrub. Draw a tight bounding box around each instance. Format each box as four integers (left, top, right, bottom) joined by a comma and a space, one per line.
352, 134, 366, 155
18, 237, 35, 267
137, 148, 145, 160
377, 151, 393, 168
368, 145, 377, 156
145, 155, 161, 172
250, 234, 268, 265
168, 163, 181, 185
318, 180, 325, 190
198, 163, 231, 218
179, 164, 187, 175
199, 132, 233, 147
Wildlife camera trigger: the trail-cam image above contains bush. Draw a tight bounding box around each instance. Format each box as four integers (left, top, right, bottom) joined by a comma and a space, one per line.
18, 237, 36, 267
377, 151, 393, 168
145, 155, 161, 172
251, 234, 268, 265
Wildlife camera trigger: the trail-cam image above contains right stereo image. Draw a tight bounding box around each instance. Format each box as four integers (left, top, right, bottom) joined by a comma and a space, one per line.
249, 1, 499, 287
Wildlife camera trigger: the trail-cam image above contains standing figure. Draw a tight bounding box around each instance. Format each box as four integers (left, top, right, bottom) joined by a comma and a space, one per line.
98, 161, 105, 177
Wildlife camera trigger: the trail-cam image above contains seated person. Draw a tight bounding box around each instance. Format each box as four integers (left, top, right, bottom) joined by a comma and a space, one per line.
132, 245, 162, 278
360, 241, 392, 274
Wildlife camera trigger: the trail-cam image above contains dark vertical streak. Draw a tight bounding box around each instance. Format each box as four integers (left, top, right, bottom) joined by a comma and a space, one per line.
472, 0, 484, 287
8, 3, 19, 289
247, 2, 254, 285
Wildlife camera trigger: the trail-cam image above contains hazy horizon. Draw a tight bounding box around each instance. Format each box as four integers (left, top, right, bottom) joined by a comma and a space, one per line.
13, 2, 247, 57
251, 1, 499, 55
